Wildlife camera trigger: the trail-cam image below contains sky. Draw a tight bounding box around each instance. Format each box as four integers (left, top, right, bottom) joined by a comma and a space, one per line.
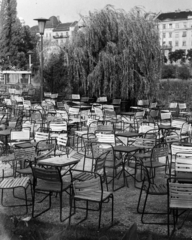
17, 0, 192, 27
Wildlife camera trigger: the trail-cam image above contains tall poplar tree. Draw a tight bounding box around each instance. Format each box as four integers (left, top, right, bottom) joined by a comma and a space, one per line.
0, 0, 38, 70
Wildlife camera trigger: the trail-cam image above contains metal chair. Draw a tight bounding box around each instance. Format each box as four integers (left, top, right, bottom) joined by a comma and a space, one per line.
31, 164, 72, 222
71, 173, 113, 229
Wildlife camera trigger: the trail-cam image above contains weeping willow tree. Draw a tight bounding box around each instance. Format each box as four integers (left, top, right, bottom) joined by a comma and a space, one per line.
67, 5, 162, 100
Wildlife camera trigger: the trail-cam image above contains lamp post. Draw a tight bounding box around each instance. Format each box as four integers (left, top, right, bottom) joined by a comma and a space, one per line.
27, 50, 33, 70
34, 18, 49, 102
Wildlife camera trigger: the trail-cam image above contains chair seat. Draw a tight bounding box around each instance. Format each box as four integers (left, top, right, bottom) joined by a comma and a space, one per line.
73, 172, 96, 181
36, 179, 71, 192
0, 177, 29, 189
144, 161, 165, 168
16, 167, 32, 175
134, 152, 151, 159
144, 183, 167, 195
74, 189, 112, 202
105, 159, 123, 168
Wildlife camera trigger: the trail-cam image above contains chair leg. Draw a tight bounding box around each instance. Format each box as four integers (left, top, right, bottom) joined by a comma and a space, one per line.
137, 184, 144, 214
32, 191, 52, 218
98, 202, 102, 229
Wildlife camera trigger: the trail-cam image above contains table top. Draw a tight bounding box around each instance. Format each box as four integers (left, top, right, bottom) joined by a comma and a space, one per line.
0, 129, 11, 136
158, 124, 177, 130
115, 132, 140, 138
38, 156, 80, 167
120, 112, 135, 116
14, 142, 34, 149
113, 145, 140, 153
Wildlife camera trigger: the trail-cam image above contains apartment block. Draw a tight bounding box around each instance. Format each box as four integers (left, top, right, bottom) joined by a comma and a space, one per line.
157, 10, 192, 56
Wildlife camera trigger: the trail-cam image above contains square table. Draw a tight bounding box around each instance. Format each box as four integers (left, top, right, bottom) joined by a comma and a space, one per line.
38, 155, 79, 169
115, 132, 141, 146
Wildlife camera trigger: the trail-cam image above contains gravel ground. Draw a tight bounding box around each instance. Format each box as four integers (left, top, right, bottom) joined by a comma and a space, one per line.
0, 153, 192, 240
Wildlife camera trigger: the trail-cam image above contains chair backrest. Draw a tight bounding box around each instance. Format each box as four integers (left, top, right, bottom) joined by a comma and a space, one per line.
137, 100, 149, 106
112, 99, 121, 105
44, 92, 51, 98
28, 88, 35, 96
139, 124, 158, 134
51, 93, 58, 99
160, 112, 172, 124
11, 129, 30, 141
171, 144, 192, 162
103, 105, 114, 110
96, 124, 114, 133
34, 131, 49, 142
23, 100, 31, 109
32, 166, 61, 182
150, 102, 157, 108
88, 119, 98, 133
97, 97, 107, 103
56, 110, 68, 121
68, 107, 79, 117
151, 143, 169, 163
96, 133, 115, 145
57, 102, 64, 109
94, 107, 103, 119
135, 111, 145, 119
49, 122, 67, 132
81, 97, 89, 102
169, 102, 177, 109
171, 119, 185, 129
175, 153, 192, 180
104, 109, 116, 120
73, 175, 101, 196
72, 94, 80, 100
56, 134, 68, 147
168, 180, 192, 209
178, 103, 187, 110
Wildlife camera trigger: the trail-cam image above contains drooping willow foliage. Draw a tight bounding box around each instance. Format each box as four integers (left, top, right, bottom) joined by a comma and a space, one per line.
65, 6, 162, 100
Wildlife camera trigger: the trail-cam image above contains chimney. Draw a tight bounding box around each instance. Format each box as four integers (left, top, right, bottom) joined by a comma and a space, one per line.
57, 16, 60, 22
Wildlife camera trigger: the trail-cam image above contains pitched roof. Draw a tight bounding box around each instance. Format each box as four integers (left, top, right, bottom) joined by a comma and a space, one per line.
157, 11, 192, 21
45, 16, 61, 28
53, 21, 78, 32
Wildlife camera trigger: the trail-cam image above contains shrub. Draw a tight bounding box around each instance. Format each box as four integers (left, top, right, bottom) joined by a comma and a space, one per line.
177, 64, 190, 80
161, 64, 176, 79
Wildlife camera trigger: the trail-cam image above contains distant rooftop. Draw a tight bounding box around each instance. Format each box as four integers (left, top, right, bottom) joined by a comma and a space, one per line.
53, 21, 78, 32
157, 10, 192, 21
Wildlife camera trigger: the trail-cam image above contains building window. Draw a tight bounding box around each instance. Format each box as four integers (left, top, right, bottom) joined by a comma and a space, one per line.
163, 24, 166, 29
175, 41, 179, 47
169, 41, 172, 47
169, 32, 172, 38
169, 24, 172, 29
182, 31, 187, 37
66, 32, 69, 37
60, 33, 63, 37
163, 41, 166, 45
182, 41, 186, 46
183, 22, 187, 28
49, 33, 51, 39
175, 23, 179, 28
163, 32, 166, 38
46, 33, 48, 38
175, 32, 179, 38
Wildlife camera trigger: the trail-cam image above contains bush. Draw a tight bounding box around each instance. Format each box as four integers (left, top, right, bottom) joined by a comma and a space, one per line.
161, 64, 176, 79
177, 64, 190, 80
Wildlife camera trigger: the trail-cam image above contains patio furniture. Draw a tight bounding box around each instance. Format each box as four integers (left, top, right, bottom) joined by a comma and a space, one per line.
71, 173, 114, 229
0, 173, 30, 215
31, 155, 79, 222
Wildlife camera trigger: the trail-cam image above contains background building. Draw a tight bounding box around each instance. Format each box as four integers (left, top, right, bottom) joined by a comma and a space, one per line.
157, 10, 192, 57
31, 16, 78, 45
